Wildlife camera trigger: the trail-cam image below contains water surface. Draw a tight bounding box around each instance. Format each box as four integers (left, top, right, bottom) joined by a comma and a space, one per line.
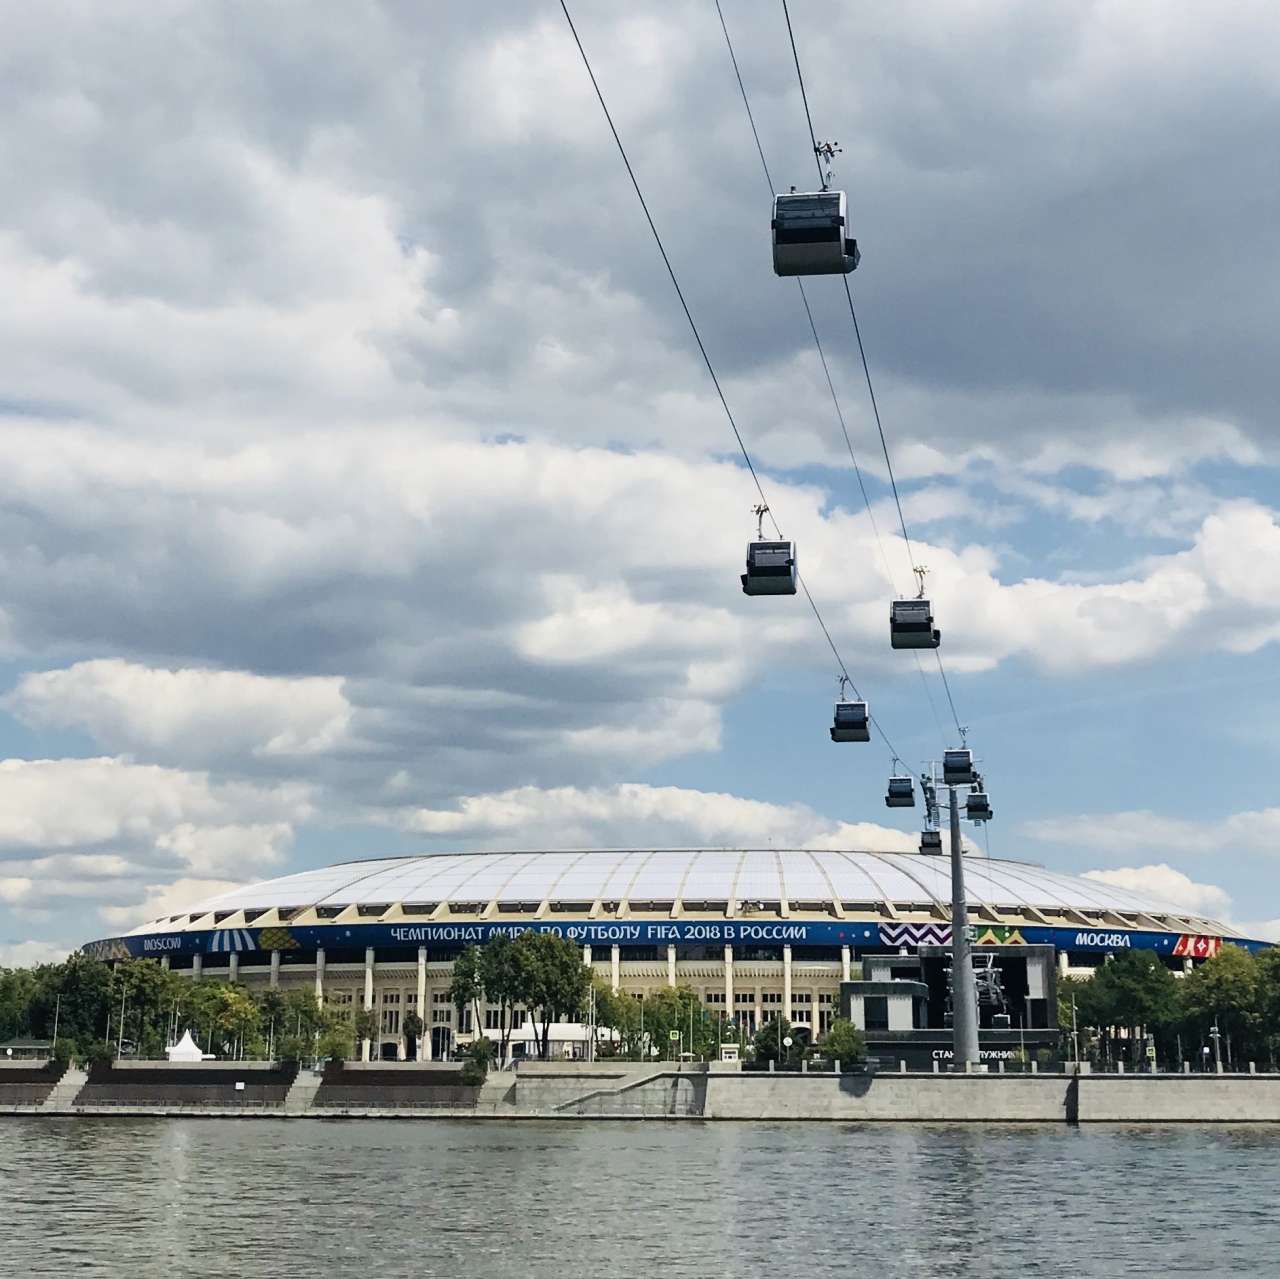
3, 1118, 1276, 1277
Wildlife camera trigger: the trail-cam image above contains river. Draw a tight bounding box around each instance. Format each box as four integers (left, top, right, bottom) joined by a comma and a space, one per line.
3, 1118, 1277, 1276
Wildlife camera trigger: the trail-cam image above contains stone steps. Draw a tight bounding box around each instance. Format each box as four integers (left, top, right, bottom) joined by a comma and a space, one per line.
39, 1067, 87, 1113
283, 1068, 323, 1115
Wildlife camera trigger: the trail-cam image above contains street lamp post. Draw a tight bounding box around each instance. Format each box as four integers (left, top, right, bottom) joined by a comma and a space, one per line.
949, 785, 981, 1070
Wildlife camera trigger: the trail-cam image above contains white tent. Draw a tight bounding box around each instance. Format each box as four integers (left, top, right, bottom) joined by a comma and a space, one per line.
165, 1029, 212, 1062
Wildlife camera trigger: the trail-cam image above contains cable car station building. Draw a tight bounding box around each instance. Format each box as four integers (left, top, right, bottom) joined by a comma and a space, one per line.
84, 849, 1262, 1066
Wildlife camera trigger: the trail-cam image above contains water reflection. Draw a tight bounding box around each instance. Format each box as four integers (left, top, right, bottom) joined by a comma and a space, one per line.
3, 1119, 1279, 1278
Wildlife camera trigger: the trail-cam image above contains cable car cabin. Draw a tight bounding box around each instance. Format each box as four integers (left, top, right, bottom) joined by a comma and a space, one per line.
885, 776, 916, 808
942, 748, 975, 786
890, 599, 940, 650
741, 541, 797, 596
772, 191, 860, 277
920, 830, 943, 855
966, 791, 993, 822
830, 701, 870, 742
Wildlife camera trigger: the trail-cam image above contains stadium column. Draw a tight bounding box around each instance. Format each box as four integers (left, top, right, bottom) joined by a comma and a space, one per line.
611, 944, 620, 993
229, 952, 240, 983
783, 945, 792, 1025
270, 949, 281, 988
193, 953, 203, 978
363, 947, 375, 1062
417, 948, 428, 1062
723, 945, 734, 1029
667, 945, 677, 988
315, 948, 326, 1004
841, 946, 851, 983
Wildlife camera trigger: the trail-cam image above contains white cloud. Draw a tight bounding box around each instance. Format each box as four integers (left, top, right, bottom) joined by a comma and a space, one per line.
98, 877, 248, 931
1081, 864, 1233, 919
0, 939, 72, 968
3, 0, 1280, 950
9, 660, 351, 764
1235, 918, 1280, 944
0, 757, 306, 921
395, 781, 923, 853
1025, 806, 1280, 857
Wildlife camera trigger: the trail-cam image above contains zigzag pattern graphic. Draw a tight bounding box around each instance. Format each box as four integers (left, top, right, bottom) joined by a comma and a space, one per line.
879, 922, 952, 948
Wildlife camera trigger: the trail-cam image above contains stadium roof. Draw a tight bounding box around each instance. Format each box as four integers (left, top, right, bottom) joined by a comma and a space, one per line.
124, 849, 1240, 940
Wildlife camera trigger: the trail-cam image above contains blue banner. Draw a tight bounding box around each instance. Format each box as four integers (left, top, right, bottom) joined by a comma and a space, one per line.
85, 916, 1268, 961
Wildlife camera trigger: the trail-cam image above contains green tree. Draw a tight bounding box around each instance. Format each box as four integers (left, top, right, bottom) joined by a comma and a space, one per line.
181, 980, 263, 1059
0, 967, 40, 1043
459, 1032, 496, 1085
315, 1000, 355, 1062
109, 959, 189, 1058
1254, 948, 1280, 1067
24, 954, 114, 1055
591, 977, 641, 1058
1073, 950, 1179, 1064
449, 944, 484, 1042
510, 930, 590, 1059
753, 1016, 800, 1066
402, 1010, 425, 1061
478, 933, 526, 1066
259, 986, 336, 1062
1179, 944, 1261, 1066
353, 1006, 380, 1058
632, 986, 715, 1060
818, 1017, 866, 1068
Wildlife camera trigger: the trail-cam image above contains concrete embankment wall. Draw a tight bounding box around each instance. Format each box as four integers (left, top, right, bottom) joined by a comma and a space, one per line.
0, 1059, 66, 1110
705, 1073, 1280, 1122
516, 1064, 1280, 1123
1076, 1076, 1280, 1123
313, 1061, 479, 1110
703, 1072, 1071, 1122
74, 1059, 298, 1110
12, 1060, 1280, 1121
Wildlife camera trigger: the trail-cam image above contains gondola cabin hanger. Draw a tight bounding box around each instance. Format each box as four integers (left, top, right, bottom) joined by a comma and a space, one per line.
741, 504, 796, 596
830, 678, 869, 743
772, 189, 859, 277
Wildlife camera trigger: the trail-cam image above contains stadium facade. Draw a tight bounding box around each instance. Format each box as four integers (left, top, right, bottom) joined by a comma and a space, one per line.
84, 848, 1265, 1066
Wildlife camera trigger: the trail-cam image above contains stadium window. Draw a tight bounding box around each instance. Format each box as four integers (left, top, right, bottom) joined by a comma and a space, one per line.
484, 1010, 503, 1030
761, 993, 782, 1005
405, 993, 417, 1006
383, 992, 401, 1006
706, 992, 726, 1005
432, 1009, 452, 1024
381, 1009, 400, 1035
864, 996, 889, 1032
818, 993, 834, 1032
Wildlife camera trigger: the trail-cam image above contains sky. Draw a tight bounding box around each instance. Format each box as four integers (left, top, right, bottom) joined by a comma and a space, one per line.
2, 0, 1280, 964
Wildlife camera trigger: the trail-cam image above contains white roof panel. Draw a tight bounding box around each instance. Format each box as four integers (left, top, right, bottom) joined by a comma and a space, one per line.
132, 848, 1225, 934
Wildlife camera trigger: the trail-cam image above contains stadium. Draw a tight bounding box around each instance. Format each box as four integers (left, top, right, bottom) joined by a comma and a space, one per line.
84, 848, 1264, 1067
